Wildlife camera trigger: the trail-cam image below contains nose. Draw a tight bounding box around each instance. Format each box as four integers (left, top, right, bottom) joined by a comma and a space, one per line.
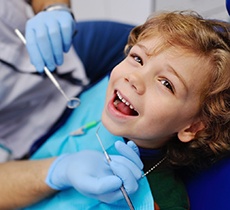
124, 72, 145, 94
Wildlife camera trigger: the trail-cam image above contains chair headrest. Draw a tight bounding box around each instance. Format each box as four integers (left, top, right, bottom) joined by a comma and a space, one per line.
226, 0, 230, 15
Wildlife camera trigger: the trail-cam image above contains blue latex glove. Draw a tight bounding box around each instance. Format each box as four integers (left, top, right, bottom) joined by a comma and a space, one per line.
46, 141, 143, 203
25, 10, 76, 72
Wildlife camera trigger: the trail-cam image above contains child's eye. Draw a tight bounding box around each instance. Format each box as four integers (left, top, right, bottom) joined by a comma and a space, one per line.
130, 53, 143, 65
160, 79, 174, 93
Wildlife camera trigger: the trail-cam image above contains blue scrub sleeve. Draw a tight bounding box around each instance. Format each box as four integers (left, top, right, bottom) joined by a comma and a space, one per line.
73, 21, 134, 83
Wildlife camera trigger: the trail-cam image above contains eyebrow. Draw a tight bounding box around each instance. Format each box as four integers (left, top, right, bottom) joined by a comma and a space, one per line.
136, 43, 150, 56
167, 65, 188, 92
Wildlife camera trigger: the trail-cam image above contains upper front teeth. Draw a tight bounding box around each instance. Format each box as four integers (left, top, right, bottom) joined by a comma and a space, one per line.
117, 91, 134, 109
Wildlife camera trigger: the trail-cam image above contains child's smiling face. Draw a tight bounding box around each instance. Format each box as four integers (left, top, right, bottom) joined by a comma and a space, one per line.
102, 38, 209, 149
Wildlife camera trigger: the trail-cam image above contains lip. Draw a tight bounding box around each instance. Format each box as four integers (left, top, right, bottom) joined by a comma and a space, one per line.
106, 90, 138, 119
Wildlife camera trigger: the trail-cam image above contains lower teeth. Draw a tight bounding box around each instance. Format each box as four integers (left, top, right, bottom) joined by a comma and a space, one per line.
113, 99, 120, 107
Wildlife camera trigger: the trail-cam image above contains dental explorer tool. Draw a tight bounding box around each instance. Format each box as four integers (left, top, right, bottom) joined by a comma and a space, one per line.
14, 29, 81, 109
96, 126, 135, 210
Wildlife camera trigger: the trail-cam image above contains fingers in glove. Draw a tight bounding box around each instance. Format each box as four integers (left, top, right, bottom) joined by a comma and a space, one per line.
110, 155, 142, 180
46, 19, 64, 66
58, 11, 75, 52
115, 141, 143, 169
26, 23, 56, 71
127, 141, 140, 156
75, 175, 122, 195
25, 26, 46, 72
110, 161, 139, 195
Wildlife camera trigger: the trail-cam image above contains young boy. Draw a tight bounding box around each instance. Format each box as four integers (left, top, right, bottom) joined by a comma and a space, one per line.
24, 10, 230, 209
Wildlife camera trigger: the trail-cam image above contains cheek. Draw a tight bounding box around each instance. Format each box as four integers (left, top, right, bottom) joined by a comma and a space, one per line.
110, 63, 124, 78
144, 98, 184, 131
108, 69, 120, 87
108, 64, 126, 89
110, 59, 129, 77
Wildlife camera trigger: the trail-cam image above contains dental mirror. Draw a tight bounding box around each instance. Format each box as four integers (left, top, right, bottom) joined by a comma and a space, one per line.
67, 97, 81, 109
15, 29, 81, 109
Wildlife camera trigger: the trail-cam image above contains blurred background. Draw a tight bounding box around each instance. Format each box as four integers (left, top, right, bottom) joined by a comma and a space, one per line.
71, 0, 229, 25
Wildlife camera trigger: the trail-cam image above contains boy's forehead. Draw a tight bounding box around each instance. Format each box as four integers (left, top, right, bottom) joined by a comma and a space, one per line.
136, 38, 211, 77
136, 37, 190, 57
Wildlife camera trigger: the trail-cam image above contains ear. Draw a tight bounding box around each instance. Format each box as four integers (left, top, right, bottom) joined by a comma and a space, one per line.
178, 120, 205, 143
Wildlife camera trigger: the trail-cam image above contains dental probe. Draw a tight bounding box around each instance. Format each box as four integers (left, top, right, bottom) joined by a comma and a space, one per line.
96, 126, 135, 210
14, 29, 80, 109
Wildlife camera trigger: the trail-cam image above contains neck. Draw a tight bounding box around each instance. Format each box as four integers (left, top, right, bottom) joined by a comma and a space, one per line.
138, 146, 166, 174
123, 138, 167, 174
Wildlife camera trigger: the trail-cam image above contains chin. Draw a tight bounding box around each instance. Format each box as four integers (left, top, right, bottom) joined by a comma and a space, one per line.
101, 113, 122, 136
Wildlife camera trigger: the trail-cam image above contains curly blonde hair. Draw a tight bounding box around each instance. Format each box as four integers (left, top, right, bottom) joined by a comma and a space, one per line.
126, 11, 230, 168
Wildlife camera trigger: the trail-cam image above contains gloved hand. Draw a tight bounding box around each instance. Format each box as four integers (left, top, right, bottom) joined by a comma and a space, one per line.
25, 10, 76, 72
46, 141, 143, 203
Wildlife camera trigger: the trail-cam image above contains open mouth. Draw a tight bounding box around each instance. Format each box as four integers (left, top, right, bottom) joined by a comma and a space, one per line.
113, 91, 139, 116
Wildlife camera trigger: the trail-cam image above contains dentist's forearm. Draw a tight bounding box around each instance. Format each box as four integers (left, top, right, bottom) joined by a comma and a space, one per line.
0, 158, 56, 209
30, 0, 71, 14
